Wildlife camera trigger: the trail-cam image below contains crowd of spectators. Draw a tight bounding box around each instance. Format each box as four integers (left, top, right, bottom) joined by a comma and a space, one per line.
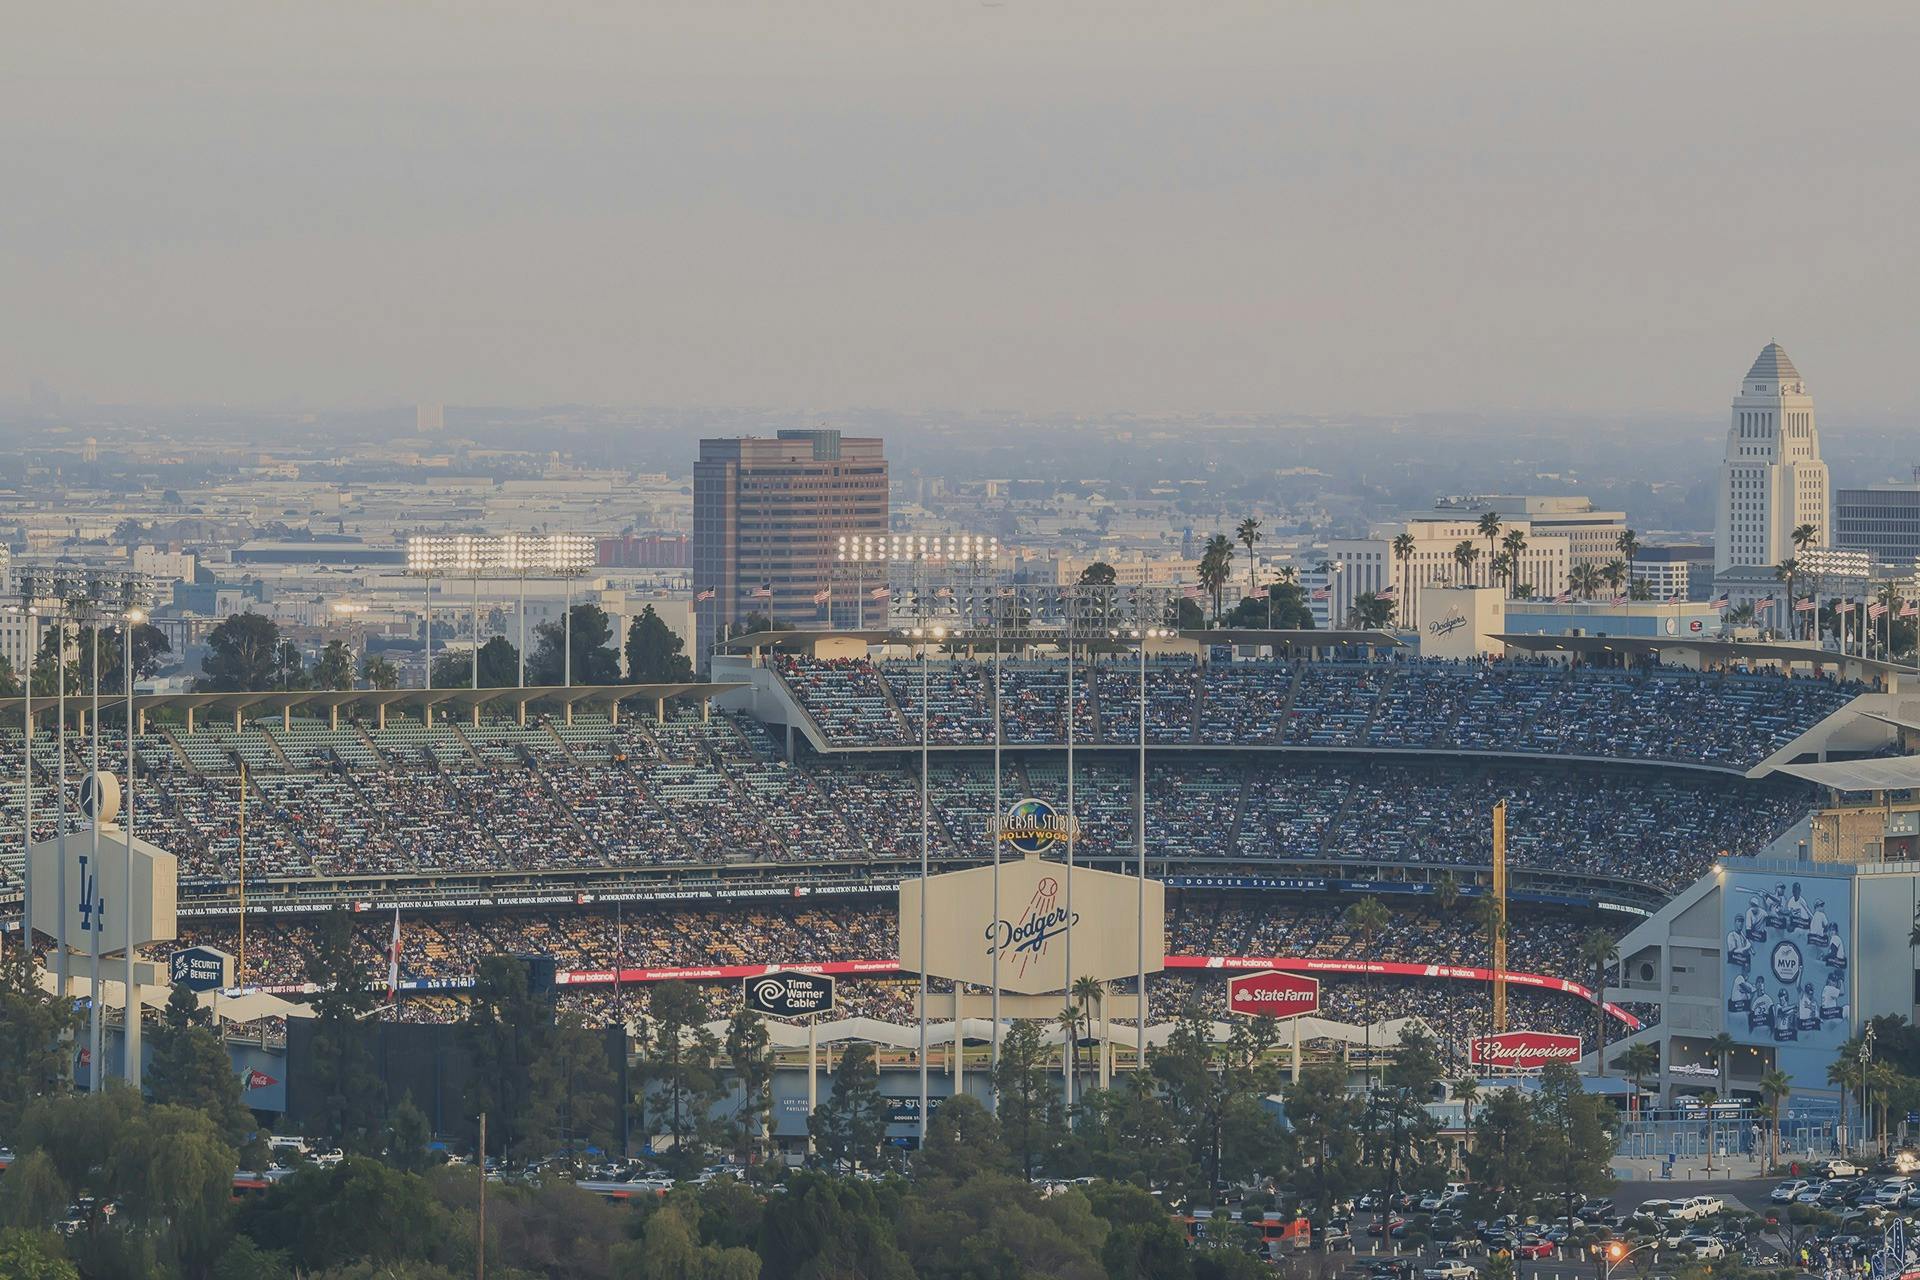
774, 654, 1864, 770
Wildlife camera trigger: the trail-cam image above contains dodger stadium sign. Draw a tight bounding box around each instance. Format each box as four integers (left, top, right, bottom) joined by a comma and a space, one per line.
899, 840, 1165, 995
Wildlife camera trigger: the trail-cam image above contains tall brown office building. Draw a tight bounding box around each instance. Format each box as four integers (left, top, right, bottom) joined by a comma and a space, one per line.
693, 430, 888, 664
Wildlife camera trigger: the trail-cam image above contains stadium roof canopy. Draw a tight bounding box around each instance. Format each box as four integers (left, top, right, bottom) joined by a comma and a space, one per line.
1772, 756, 1920, 793
0, 682, 743, 724
1179, 628, 1403, 649
1496, 633, 1911, 677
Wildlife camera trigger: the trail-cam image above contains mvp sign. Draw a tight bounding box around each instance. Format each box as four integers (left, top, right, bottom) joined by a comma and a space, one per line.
1469, 1030, 1582, 1071
1226, 970, 1320, 1020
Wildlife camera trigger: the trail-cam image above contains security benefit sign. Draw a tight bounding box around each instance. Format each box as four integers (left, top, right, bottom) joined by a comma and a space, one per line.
1226, 970, 1320, 1020
168, 946, 234, 993
1724, 872, 1850, 1049
899, 846, 1166, 995
1469, 1030, 1582, 1072
743, 970, 836, 1020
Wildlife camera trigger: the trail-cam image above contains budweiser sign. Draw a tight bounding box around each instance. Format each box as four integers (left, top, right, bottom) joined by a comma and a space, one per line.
1469, 1030, 1582, 1071
1226, 970, 1320, 1019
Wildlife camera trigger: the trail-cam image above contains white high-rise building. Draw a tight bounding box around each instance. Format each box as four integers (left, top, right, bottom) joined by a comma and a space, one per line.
1715, 343, 1829, 576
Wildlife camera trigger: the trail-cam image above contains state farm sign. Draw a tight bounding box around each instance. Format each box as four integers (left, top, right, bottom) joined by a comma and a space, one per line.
1226, 970, 1320, 1019
1469, 1030, 1582, 1071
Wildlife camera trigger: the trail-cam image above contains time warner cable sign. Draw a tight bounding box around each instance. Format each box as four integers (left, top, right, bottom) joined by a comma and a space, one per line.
743, 970, 837, 1019
899, 798, 1165, 995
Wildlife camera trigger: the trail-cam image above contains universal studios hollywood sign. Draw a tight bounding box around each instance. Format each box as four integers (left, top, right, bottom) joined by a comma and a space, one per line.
899, 798, 1165, 995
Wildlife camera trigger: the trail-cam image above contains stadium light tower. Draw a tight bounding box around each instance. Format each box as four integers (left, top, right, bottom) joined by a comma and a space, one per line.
120, 604, 146, 1084
7, 600, 39, 961
406, 534, 595, 695
907, 623, 948, 1144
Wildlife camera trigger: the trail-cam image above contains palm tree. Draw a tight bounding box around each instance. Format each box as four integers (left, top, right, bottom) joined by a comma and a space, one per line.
1072, 976, 1105, 1094
1197, 535, 1234, 622
1489, 552, 1513, 595
1579, 929, 1619, 1075
1760, 1069, 1793, 1170
1569, 562, 1603, 600
1616, 528, 1641, 599
1236, 517, 1263, 601
1345, 896, 1392, 1088
1792, 522, 1820, 640
1828, 1049, 1863, 1153
1709, 1031, 1737, 1099
1726, 601, 1755, 628
1453, 1075, 1480, 1159
1477, 512, 1503, 583
1601, 558, 1627, 600
1393, 532, 1416, 600
1452, 540, 1480, 587
1057, 1003, 1084, 1093
1774, 557, 1802, 640
1617, 1042, 1658, 1112
1501, 528, 1528, 598
1434, 873, 1460, 915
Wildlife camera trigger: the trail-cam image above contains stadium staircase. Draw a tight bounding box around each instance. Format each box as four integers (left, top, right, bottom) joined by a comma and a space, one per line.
540, 723, 581, 764
523, 761, 606, 854
444, 723, 485, 767
153, 727, 196, 771
1278, 662, 1307, 737
1224, 774, 1254, 851
254, 727, 296, 770
1354, 663, 1400, 744
870, 671, 915, 742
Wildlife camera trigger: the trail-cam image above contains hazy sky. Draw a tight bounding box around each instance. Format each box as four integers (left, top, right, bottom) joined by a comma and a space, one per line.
6, 2, 1918, 418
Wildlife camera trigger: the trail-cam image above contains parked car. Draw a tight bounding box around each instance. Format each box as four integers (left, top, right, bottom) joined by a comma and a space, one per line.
1511, 1237, 1555, 1260
1818, 1160, 1864, 1178
1437, 1239, 1475, 1258
1318, 1226, 1353, 1252
1875, 1179, 1913, 1207
1368, 1217, 1407, 1238
1772, 1180, 1813, 1203
1685, 1237, 1726, 1260
1422, 1264, 1477, 1280
1578, 1198, 1616, 1221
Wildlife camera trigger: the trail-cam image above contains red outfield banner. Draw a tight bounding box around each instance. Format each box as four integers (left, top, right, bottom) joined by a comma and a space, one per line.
1469, 1030, 1584, 1070
1226, 970, 1321, 1019
546, 953, 1643, 1031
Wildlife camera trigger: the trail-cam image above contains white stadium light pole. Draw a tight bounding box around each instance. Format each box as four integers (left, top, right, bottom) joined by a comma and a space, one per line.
14, 604, 35, 961
916, 625, 938, 1144
1062, 611, 1074, 1113
88, 612, 103, 1091
123, 608, 144, 1084
989, 592, 1004, 1103
55, 609, 70, 1003
423, 576, 433, 691
1137, 624, 1150, 1065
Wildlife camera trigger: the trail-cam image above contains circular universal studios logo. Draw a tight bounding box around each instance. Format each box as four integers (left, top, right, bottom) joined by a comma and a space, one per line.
1771, 940, 1803, 985
997, 798, 1078, 857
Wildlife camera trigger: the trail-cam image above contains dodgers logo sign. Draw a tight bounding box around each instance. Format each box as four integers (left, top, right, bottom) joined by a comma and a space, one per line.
986, 874, 1079, 982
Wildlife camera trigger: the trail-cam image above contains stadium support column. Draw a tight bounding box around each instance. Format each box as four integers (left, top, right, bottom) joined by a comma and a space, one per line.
563, 574, 573, 724
916, 626, 934, 1146
423, 577, 432, 692
989, 594, 1004, 1104
1063, 622, 1075, 1112
953, 983, 963, 1099
516, 574, 526, 725
17, 606, 33, 962
1292, 1014, 1302, 1084
87, 621, 102, 1092
1136, 623, 1150, 1071
807, 1015, 818, 1157
56, 612, 70, 1002
124, 609, 143, 1085
1492, 799, 1508, 1034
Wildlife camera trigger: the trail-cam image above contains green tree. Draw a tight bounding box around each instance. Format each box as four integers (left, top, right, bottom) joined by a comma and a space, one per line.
991, 1020, 1064, 1180
1711, 1030, 1738, 1099
1615, 1042, 1659, 1106
722, 1008, 775, 1167
1344, 896, 1392, 1091
1452, 540, 1480, 587
465, 954, 547, 1162
1463, 1087, 1536, 1219
1151, 1006, 1284, 1205
273, 638, 309, 689
1477, 512, 1503, 584
199, 612, 282, 691
611, 1195, 760, 1280
1617, 528, 1641, 598
625, 605, 695, 683
0, 946, 81, 1135
808, 1042, 890, 1174
1085, 1179, 1192, 1280
1501, 528, 1529, 598
1283, 1062, 1364, 1216
235, 1155, 447, 1274
432, 634, 518, 689
1345, 591, 1395, 628
897, 1171, 1107, 1280
146, 981, 255, 1148
1532, 1062, 1617, 1228
1379, 1024, 1447, 1197
0, 1229, 78, 1280
360, 652, 400, 690
529, 603, 622, 685
757, 1171, 913, 1280
385, 1094, 435, 1174
1077, 562, 1117, 587
312, 639, 357, 690
1579, 929, 1620, 1076
529, 1011, 620, 1163
303, 908, 384, 1153
1197, 536, 1234, 622
639, 981, 726, 1169
1236, 517, 1263, 599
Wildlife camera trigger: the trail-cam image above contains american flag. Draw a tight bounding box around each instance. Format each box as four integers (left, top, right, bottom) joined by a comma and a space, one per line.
812, 589, 830, 605
1794, 598, 1817, 612
869, 586, 891, 600
1869, 601, 1889, 620
1182, 586, 1204, 600
1378, 585, 1398, 598
1754, 595, 1776, 611
1710, 594, 1728, 609
935, 587, 955, 599
1611, 595, 1627, 606
695, 589, 716, 602
750, 585, 773, 599
1554, 591, 1572, 603
386, 908, 402, 1004
1901, 601, 1917, 619
1311, 587, 1329, 601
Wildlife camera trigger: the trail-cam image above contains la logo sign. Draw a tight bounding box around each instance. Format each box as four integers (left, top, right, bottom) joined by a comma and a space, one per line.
1226, 970, 1320, 1019
1469, 1030, 1582, 1071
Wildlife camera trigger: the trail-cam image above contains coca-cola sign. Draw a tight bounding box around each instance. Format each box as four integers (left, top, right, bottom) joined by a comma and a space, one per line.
1226, 970, 1320, 1019
1470, 1030, 1582, 1071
